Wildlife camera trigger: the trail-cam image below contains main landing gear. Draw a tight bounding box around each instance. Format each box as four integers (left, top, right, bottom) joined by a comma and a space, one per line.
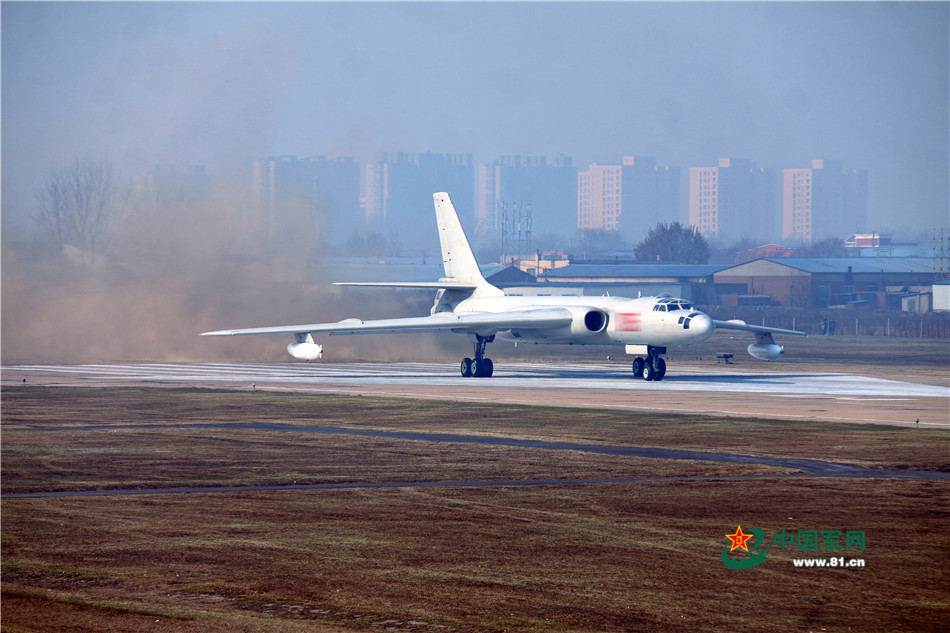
632, 345, 667, 382
460, 334, 494, 378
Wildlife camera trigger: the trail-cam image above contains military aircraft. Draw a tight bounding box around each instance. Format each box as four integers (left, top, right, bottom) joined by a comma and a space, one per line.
202, 192, 805, 381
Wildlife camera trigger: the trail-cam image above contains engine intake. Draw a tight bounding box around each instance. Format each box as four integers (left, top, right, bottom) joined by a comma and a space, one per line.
582, 308, 609, 333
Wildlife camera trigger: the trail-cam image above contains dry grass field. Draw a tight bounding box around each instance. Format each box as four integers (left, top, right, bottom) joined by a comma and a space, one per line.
2, 388, 949, 633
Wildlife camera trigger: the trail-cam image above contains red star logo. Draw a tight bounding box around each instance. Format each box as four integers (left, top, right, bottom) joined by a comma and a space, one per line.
725, 525, 754, 552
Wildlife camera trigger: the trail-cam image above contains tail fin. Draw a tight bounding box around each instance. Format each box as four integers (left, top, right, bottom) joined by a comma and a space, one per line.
433, 193, 503, 298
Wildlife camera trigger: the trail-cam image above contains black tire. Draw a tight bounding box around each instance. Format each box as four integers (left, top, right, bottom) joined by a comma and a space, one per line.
483, 358, 494, 377
471, 358, 483, 378
632, 357, 645, 378
655, 357, 667, 381
643, 362, 656, 381
460, 358, 473, 377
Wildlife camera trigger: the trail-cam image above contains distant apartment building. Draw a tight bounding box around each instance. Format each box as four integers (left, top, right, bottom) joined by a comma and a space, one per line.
782, 160, 867, 242
476, 155, 577, 238
253, 155, 361, 238
689, 158, 777, 243
619, 156, 680, 240
361, 152, 475, 251
578, 156, 680, 240
578, 163, 622, 231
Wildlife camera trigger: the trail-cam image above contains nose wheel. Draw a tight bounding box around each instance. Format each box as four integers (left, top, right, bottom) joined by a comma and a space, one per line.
461, 335, 494, 378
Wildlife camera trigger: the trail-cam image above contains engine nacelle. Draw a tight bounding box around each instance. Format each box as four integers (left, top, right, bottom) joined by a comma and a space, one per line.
537, 306, 609, 339
505, 306, 608, 342
567, 306, 609, 336
747, 342, 783, 360
287, 333, 323, 360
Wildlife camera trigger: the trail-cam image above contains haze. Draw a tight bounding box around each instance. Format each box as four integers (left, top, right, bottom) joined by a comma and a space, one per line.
2, 1, 948, 364
3, 1, 948, 237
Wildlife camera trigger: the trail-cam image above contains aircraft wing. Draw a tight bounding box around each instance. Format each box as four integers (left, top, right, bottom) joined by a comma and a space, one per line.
332, 281, 477, 290
713, 319, 806, 337
201, 308, 574, 338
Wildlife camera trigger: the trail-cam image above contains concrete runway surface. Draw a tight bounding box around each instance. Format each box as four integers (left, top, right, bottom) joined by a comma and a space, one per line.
4, 361, 947, 427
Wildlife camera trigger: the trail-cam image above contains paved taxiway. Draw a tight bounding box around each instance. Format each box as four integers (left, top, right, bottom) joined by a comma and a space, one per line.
4, 362, 947, 427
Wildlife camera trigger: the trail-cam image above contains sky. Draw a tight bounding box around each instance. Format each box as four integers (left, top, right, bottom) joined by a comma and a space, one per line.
3, 1, 948, 238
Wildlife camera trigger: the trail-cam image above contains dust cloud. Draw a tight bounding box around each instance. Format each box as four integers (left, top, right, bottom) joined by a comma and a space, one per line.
1, 181, 467, 365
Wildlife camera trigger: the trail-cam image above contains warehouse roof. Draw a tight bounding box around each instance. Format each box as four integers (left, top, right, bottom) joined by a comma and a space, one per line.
726, 257, 938, 275
541, 263, 730, 280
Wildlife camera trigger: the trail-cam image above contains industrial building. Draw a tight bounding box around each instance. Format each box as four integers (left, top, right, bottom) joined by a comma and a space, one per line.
485, 257, 943, 313
713, 257, 938, 309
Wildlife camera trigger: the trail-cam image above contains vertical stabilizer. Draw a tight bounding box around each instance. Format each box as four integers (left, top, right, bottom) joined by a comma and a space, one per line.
433, 193, 503, 297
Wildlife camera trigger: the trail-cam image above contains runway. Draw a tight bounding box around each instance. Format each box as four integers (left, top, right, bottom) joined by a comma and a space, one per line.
4, 361, 947, 427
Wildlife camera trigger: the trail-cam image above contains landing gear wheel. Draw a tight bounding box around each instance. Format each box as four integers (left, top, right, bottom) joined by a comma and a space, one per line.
465, 334, 495, 378
632, 357, 645, 378
643, 362, 656, 382
655, 357, 666, 381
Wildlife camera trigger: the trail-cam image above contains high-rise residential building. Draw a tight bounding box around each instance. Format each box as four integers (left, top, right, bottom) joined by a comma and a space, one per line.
689, 158, 777, 243
361, 152, 475, 251
475, 155, 577, 238
619, 156, 681, 241
578, 157, 680, 239
782, 160, 868, 242
253, 155, 361, 238
578, 163, 622, 231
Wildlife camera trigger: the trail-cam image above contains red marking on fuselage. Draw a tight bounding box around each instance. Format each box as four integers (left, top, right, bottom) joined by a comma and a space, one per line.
616, 312, 642, 332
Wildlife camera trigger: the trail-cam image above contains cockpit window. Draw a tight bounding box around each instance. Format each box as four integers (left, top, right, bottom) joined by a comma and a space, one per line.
655, 298, 695, 312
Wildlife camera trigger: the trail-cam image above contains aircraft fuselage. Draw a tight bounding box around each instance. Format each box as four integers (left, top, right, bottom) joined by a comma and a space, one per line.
453, 294, 715, 348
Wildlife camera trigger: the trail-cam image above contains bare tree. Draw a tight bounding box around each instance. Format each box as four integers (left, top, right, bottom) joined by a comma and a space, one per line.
34, 158, 124, 254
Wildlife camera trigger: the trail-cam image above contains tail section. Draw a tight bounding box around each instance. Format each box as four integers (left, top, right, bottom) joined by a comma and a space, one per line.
433, 193, 503, 298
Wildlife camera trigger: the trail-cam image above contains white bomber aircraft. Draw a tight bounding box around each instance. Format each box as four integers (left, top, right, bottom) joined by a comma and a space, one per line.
202, 192, 805, 381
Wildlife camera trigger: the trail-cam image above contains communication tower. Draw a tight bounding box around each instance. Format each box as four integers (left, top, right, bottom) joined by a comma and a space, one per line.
934, 228, 949, 280
501, 201, 532, 265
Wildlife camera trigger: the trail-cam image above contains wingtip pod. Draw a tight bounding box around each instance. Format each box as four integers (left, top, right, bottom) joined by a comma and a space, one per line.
287, 342, 323, 360
748, 332, 784, 360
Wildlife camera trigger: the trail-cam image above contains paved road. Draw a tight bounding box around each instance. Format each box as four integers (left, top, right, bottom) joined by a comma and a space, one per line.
4, 361, 948, 427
